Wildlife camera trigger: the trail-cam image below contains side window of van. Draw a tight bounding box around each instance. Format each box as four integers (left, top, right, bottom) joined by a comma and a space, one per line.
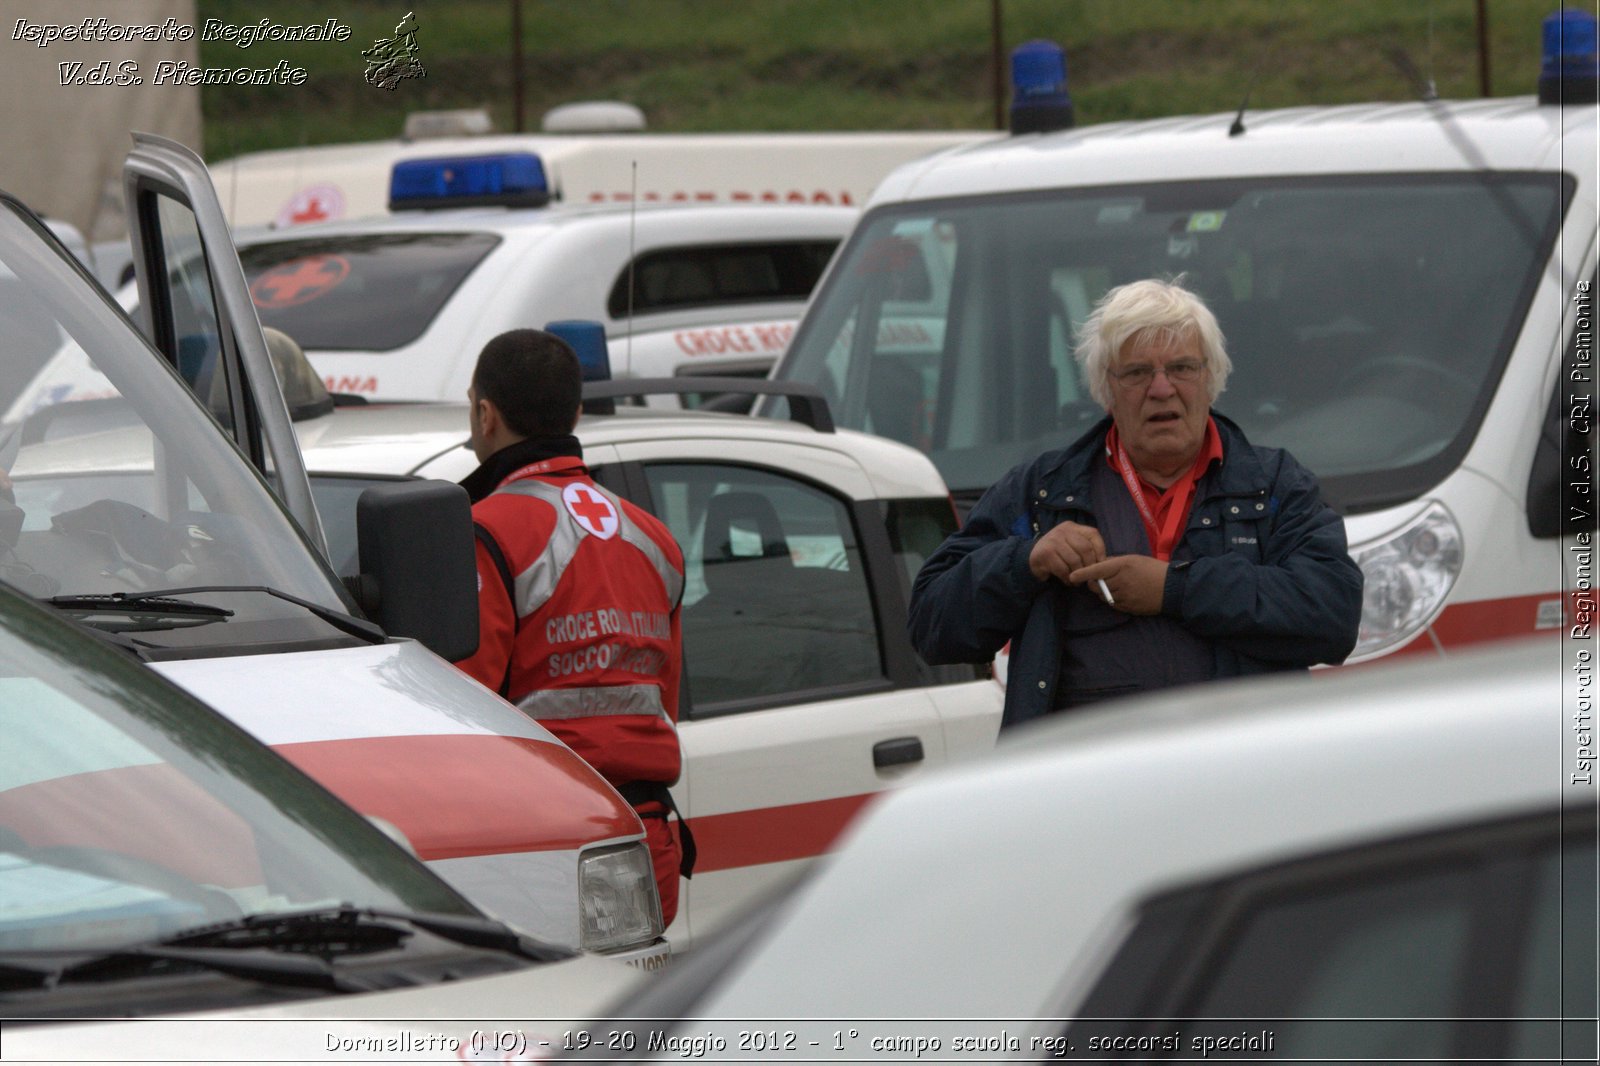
810, 219, 952, 451
607, 241, 838, 318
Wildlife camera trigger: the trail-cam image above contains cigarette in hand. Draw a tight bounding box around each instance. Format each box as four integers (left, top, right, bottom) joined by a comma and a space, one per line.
1097, 578, 1115, 605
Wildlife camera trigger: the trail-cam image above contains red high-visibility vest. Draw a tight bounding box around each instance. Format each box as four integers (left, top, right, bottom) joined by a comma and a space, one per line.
457, 457, 685, 787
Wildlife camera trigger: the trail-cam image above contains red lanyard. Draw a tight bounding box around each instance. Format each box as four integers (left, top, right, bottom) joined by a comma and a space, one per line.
501, 457, 585, 487
1108, 439, 1198, 562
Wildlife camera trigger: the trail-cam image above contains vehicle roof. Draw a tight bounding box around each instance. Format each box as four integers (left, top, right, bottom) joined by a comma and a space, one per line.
696, 638, 1574, 1018
875, 96, 1592, 204
214, 129, 994, 170
234, 199, 858, 246
294, 401, 951, 501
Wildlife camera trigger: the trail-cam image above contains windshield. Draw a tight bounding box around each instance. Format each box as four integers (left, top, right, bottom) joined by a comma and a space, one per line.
239, 232, 499, 351
775, 174, 1566, 510
0, 201, 353, 655
0, 587, 473, 965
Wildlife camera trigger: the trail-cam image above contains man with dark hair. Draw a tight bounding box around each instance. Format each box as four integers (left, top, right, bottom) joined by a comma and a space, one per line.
467, 329, 582, 440
454, 328, 692, 926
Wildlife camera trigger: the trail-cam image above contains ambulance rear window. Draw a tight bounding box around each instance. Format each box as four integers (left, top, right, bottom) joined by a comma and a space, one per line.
238, 233, 499, 351
607, 241, 838, 318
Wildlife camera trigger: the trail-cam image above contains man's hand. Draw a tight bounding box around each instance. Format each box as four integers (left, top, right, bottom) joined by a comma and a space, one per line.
1070, 555, 1169, 616
1029, 521, 1106, 582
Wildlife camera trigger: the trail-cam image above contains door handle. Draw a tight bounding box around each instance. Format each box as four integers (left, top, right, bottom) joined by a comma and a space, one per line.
873, 736, 924, 768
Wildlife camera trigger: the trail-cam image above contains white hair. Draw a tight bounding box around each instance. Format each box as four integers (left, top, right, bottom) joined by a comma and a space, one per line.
1074, 276, 1231, 409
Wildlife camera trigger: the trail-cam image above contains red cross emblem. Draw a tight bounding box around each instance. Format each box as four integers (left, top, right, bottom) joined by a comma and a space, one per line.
250, 255, 351, 309
273, 183, 346, 229
563, 483, 619, 539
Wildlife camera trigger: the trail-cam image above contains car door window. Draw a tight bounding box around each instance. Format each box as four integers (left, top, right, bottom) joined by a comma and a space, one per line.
1072, 813, 1596, 1060
641, 463, 882, 715
1184, 861, 1483, 1057
147, 196, 237, 434
1507, 833, 1599, 1058
123, 134, 324, 549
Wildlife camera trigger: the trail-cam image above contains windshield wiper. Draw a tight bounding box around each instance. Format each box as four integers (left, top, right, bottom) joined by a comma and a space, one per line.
47, 592, 233, 618
160, 904, 573, 964
144, 585, 385, 643
50, 585, 385, 643
0, 944, 355, 995
0, 908, 571, 999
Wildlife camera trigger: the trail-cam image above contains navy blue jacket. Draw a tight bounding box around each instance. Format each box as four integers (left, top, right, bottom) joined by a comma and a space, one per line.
908, 414, 1363, 728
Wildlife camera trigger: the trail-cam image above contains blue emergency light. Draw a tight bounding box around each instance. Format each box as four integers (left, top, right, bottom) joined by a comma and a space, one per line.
545, 319, 615, 415
1539, 8, 1599, 104
389, 152, 551, 211
1010, 39, 1074, 134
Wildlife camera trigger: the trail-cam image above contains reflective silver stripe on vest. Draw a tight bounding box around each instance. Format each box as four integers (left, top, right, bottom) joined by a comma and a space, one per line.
517, 683, 672, 724
494, 479, 684, 614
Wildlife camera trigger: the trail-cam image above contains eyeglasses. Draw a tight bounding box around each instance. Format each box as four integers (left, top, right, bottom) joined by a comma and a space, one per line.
1107, 359, 1206, 389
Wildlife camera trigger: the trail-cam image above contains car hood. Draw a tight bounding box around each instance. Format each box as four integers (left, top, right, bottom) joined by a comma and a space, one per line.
152, 641, 643, 859
3, 950, 645, 1058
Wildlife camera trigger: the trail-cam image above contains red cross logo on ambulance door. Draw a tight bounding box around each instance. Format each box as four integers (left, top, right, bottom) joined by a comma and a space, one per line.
563, 483, 619, 539
250, 256, 351, 309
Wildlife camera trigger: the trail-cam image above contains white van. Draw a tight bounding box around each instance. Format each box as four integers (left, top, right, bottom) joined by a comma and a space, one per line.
226, 166, 857, 405
209, 127, 997, 229
0, 135, 667, 964
770, 30, 1598, 666
0, 577, 641, 1034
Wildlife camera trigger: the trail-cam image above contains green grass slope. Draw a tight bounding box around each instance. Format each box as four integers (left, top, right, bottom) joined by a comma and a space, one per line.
197, 0, 1564, 161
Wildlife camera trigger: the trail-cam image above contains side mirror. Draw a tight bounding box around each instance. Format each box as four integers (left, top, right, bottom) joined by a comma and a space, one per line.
354, 480, 479, 661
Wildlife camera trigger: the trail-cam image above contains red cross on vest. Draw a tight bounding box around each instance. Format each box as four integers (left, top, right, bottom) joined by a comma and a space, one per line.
562, 483, 620, 539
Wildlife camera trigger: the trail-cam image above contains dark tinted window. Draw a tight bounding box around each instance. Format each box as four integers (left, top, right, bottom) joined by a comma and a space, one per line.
308, 474, 402, 577
1073, 812, 1598, 1061
641, 463, 882, 713
607, 241, 837, 318
239, 233, 499, 351
882, 497, 956, 603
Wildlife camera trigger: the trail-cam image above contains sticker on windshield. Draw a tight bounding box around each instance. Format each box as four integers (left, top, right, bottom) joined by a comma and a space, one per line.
250, 255, 352, 309
1186, 210, 1227, 232
853, 236, 921, 276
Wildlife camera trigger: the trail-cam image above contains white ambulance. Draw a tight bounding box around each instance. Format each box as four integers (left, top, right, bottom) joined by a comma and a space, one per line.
0, 135, 668, 964
771, 21, 1599, 665
208, 117, 997, 229
225, 166, 858, 404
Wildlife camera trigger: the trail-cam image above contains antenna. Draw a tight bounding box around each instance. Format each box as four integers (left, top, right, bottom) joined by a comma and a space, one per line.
1425, 1, 1439, 101
1229, 70, 1260, 137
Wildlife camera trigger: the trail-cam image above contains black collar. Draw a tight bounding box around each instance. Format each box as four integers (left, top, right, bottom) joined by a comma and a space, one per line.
459, 435, 583, 503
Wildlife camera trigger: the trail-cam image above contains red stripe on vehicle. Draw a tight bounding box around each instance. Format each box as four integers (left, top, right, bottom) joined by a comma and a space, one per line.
274, 734, 641, 861
1348, 590, 1583, 665
688, 793, 878, 873
1430, 592, 1576, 646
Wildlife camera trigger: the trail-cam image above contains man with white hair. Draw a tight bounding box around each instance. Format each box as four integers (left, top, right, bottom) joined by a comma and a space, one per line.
908, 277, 1362, 727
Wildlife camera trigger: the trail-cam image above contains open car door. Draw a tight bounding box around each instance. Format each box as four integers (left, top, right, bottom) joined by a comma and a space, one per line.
121, 132, 326, 555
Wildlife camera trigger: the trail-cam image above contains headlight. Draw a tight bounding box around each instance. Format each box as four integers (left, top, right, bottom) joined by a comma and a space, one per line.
1349, 501, 1464, 660
578, 842, 663, 953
